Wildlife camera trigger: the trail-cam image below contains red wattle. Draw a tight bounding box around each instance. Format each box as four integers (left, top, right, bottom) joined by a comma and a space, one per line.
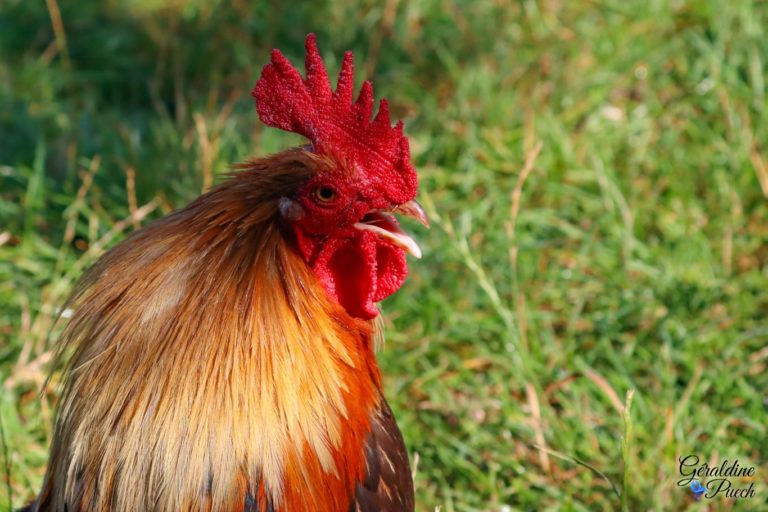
302, 230, 407, 320
372, 243, 408, 303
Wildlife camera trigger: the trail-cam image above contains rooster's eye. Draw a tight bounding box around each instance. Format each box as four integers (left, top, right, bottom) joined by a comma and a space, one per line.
314, 186, 337, 203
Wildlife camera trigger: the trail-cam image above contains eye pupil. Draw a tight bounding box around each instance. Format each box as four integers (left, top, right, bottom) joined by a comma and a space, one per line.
316, 186, 336, 202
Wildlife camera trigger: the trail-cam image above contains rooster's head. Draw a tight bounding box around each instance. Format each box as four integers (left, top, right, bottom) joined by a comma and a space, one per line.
252, 34, 427, 320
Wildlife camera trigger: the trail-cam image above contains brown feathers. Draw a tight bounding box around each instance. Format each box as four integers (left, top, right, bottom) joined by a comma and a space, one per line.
36, 150, 389, 511
353, 400, 415, 512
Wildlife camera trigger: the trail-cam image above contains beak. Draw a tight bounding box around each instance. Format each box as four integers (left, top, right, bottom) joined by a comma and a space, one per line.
394, 200, 430, 228
353, 200, 428, 259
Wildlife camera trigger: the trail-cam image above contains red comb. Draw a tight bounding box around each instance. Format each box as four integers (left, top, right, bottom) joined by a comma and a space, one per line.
252, 34, 417, 202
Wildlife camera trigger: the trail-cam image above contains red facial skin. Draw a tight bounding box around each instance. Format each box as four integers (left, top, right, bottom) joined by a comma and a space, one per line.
289, 166, 411, 320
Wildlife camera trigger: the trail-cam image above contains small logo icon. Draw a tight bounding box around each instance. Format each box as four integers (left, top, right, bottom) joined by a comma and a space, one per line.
690, 480, 706, 501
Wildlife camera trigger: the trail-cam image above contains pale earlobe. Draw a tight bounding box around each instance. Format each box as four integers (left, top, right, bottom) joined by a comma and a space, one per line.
278, 197, 305, 221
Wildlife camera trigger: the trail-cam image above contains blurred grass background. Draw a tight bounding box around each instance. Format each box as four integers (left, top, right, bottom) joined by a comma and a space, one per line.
1, 0, 768, 510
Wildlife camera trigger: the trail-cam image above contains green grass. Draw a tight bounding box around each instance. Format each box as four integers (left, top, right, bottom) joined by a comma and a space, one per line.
2, 0, 768, 510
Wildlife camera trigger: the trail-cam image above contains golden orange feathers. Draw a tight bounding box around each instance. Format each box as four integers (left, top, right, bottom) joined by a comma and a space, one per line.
37, 151, 383, 511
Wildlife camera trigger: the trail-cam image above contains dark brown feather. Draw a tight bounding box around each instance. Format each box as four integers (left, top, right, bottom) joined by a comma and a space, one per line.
352, 399, 414, 512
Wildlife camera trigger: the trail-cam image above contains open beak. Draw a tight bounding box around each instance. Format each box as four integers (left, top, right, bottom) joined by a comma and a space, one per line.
354, 199, 429, 259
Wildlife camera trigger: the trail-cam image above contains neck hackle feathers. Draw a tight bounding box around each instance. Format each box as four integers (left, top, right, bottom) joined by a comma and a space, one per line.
252, 33, 417, 204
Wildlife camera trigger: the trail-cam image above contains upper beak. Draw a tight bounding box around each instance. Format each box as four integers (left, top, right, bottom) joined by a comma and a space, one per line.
393, 200, 430, 228
353, 199, 429, 259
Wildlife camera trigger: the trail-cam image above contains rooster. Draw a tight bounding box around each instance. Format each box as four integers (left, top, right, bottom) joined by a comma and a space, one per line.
26, 34, 426, 512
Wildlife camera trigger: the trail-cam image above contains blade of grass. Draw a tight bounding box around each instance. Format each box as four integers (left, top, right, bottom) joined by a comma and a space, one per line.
529, 444, 621, 500
621, 388, 635, 512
